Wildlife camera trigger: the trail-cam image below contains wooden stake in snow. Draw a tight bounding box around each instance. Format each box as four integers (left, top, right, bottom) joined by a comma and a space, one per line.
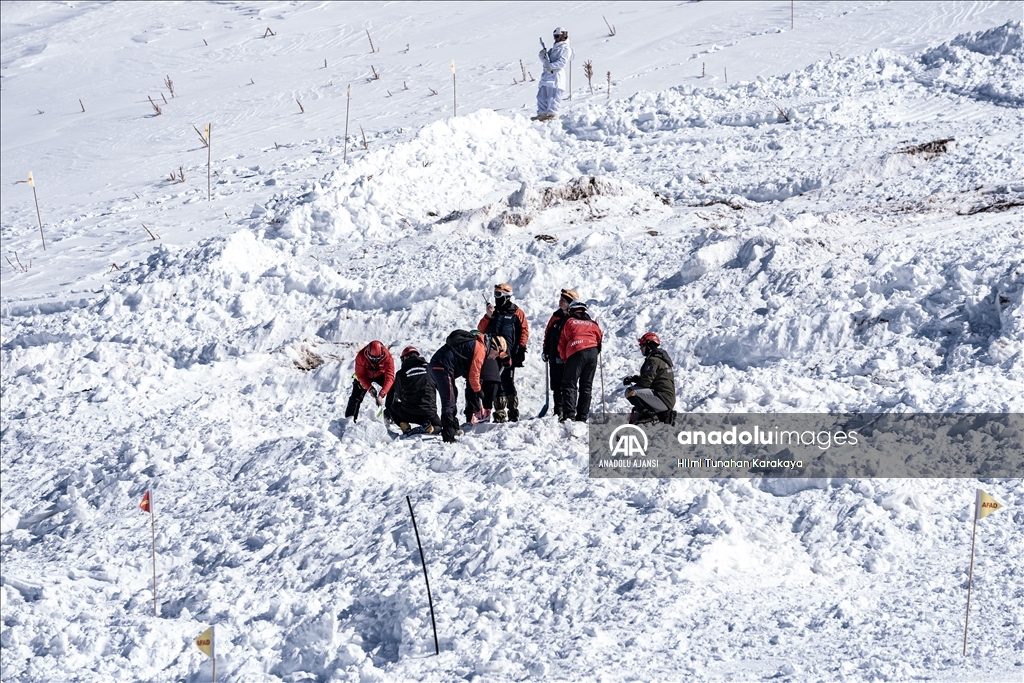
140, 490, 156, 615
27, 172, 45, 250
451, 60, 457, 117
406, 496, 439, 655
205, 124, 211, 202
344, 84, 351, 163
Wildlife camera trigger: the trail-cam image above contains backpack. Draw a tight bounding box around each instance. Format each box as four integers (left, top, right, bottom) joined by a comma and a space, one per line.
445, 329, 479, 348
489, 306, 520, 353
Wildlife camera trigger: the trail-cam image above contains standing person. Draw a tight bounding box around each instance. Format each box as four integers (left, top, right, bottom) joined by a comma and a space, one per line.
542, 288, 577, 419
623, 332, 677, 425
344, 341, 395, 422
557, 300, 603, 422
429, 330, 507, 443
477, 283, 529, 422
533, 27, 573, 121
386, 346, 442, 434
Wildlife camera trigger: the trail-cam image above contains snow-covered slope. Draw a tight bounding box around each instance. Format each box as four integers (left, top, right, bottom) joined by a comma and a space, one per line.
2, 3, 1023, 682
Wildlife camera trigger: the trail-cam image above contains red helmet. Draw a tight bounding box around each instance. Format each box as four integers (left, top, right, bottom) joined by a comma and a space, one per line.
400, 345, 419, 359
365, 341, 387, 362
638, 332, 661, 347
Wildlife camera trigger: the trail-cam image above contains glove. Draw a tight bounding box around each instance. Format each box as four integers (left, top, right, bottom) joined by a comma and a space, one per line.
513, 349, 526, 368
596, 343, 602, 354
538, 48, 548, 61
375, 393, 385, 406
623, 375, 639, 386
469, 390, 484, 412
541, 352, 548, 362
368, 386, 378, 398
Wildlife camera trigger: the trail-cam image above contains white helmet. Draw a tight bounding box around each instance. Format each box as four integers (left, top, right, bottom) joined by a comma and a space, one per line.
553, 27, 567, 37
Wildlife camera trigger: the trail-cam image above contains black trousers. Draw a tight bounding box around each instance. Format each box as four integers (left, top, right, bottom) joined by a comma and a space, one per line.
561, 347, 598, 421
388, 402, 441, 428
549, 360, 565, 417
498, 364, 517, 397
344, 379, 383, 421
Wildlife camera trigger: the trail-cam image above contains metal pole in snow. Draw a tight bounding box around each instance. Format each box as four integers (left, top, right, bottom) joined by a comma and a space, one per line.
406, 496, 439, 655
962, 490, 980, 656
31, 184, 45, 251
207, 124, 212, 202
451, 60, 457, 117
150, 491, 157, 616
344, 84, 351, 163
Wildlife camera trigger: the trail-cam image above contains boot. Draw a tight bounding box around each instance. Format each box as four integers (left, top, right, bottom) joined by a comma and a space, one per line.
441, 412, 459, 443
657, 410, 677, 426
493, 396, 508, 423
508, 396, 519, 422
398, 421, 411, 434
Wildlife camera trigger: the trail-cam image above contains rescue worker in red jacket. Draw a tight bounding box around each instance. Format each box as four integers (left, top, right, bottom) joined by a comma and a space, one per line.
477, 283, 529, 422
344, 340, 395, 422
428, 330, 508, 443
557, 300, 603, 422
542, 288, 578, 419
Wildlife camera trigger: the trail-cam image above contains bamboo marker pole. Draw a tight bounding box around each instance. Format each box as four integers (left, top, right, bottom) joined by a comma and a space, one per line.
963, 490, 980, 656
568, 60, 572, 100
27, 172, 45, 250
452, 61, 457, 115
344, 84, 351, 163
205, 124, 211, 202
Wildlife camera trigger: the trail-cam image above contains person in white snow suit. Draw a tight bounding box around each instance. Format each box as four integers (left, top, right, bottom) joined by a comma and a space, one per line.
534, 27, 573, 121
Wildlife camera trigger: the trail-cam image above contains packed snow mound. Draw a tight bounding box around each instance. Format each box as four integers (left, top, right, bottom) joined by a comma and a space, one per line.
920, 20, 1024, 105
264, 109, 559, 243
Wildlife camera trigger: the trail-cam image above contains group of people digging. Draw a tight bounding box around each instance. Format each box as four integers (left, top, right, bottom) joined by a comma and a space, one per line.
345, 284, 677, 443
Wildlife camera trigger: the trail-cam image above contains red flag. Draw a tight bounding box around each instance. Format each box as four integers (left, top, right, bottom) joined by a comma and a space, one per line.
140, 490, 151, 513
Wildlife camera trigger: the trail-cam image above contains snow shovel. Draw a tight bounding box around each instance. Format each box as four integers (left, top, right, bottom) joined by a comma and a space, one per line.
537, 359, 550, 418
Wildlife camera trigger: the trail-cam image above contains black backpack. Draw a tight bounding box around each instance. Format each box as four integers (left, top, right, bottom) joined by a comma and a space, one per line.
445, 329, 479, 348
488, 306, 520, 353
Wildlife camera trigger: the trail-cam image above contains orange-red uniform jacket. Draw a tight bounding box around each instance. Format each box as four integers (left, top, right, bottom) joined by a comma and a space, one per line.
354, 346, 395, 396
558, 317, 603, 362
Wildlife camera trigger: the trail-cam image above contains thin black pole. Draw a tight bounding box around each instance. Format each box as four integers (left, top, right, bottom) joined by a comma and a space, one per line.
599, 350, 607, 419
406, 496, 439, 655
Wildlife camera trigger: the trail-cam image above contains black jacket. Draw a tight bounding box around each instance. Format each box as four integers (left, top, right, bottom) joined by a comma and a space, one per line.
635, 348, 676, 410
543, 309, 569, 362
394, 354, 438, 416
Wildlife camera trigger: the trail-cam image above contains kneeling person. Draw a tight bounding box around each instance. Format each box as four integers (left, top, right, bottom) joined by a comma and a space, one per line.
623, 332, 676, 424
344, 340, 395, 422
387, 346, 441, 434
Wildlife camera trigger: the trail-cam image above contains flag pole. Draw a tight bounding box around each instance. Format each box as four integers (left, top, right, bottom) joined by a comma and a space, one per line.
344, 84, 351, 163
150, 491, 158, 616
212, 625, 217, 683
207, 124, 212, 202
28, 172, 46, 250
962, 489, 980, 656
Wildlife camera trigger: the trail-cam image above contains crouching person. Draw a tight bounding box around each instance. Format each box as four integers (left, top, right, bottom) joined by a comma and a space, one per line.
386, 346, 442, 435
344, 340, 395, 422
428, 330, 507, 443
623, 332, 676, 425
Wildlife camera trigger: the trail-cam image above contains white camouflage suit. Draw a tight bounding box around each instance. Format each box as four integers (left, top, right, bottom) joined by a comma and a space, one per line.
537, 38, 574, 116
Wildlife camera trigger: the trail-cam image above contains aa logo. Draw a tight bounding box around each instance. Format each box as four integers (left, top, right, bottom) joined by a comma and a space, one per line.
609, 424, 648, 457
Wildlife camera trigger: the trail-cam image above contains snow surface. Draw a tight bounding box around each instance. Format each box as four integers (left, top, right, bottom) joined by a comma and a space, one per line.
2, 2, 1023, 681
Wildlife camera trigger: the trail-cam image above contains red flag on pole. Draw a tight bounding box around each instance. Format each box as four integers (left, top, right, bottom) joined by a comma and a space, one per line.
140, 490, 151, 513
